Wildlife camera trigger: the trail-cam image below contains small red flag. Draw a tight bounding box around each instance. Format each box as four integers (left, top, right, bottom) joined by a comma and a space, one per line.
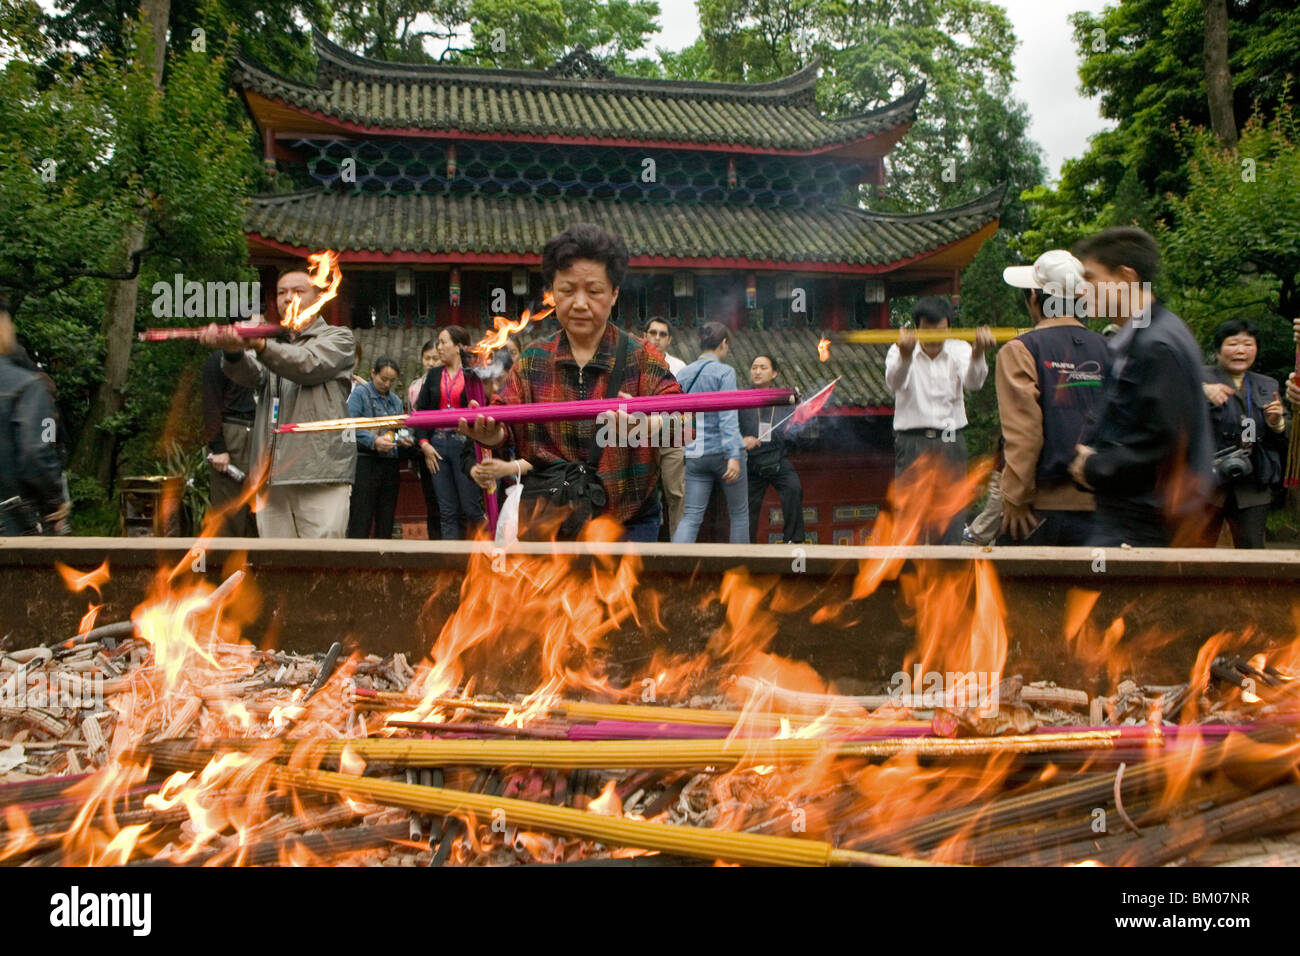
792, 378, 838, 424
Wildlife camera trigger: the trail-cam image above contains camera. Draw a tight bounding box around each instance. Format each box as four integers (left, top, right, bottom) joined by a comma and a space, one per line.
1212, 445, 1253, 484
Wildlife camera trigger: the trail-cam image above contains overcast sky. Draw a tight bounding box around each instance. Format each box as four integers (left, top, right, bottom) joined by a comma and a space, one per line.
641, 0, 1115, 182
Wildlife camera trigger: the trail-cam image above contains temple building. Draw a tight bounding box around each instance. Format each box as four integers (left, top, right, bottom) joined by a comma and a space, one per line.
232, 31, 1003, 542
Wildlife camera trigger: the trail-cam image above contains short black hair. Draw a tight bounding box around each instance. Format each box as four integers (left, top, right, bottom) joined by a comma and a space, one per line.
1072, 226, 1161, 286
645, 316, 671, 335
275, 261, 314, 281
912, 296, 953, 326
1025, 287, 1085, 321
699, 321, 730, 352
420, 338, 438, 354
0, 294, 10, 315
1212, 318, 1260, 352
541, 223, 629, 289
753, 353, 780, 373
372, 355, 399, 375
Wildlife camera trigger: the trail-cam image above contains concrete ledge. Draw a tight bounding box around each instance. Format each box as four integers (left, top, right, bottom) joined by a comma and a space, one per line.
2, 537, 1295, 693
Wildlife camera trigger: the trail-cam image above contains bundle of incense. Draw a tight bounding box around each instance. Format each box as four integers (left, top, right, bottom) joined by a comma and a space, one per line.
233, 730, 1131, 770
277, 387, 797, 434
564, 720, 932, 741
833, 328, 1025, 345
138, 323, 290, 342
144, 749, 923, 867
378, 694, 928, 733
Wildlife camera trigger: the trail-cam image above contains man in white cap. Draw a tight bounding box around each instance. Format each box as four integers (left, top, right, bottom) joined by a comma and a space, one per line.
996, 250, 1109, 545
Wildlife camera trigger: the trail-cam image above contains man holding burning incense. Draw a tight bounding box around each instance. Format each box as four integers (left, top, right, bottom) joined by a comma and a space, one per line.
198, 265, 356, 538
457, 223, 682, 541
885, 296, 996, 544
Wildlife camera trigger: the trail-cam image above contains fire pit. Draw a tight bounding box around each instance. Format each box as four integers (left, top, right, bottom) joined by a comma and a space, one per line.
2, 535, 1299, 867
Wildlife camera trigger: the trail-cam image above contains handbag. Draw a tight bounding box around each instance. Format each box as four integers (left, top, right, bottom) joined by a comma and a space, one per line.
520, 330, 629, 539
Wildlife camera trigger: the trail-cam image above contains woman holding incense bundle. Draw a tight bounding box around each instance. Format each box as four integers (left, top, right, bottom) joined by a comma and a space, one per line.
414, 326, 488, 539
457, 223, 682, 541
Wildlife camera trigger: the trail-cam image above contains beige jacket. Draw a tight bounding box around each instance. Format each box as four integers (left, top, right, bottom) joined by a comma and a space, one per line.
220, 318, 356, 487
995, 317, 1095, 512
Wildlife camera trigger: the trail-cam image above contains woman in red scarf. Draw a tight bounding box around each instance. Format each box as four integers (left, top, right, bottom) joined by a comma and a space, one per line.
414, 326, 488, 538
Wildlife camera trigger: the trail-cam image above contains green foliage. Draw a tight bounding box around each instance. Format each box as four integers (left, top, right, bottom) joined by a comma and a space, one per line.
1053, 0, 1299, 228
148, 440, 211, 535
66, 472, 119, 536
39, 0, 326, 82
1, 4, 258, 514
327, 0, 662, 69
1160, 101, 1300, 381
677, 0, 1043, 213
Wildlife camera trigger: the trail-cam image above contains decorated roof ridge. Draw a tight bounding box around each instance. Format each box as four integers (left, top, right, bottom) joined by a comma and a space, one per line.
853, 182, 1009, 222
829, 83, 926, 127
308, 27, 824, 105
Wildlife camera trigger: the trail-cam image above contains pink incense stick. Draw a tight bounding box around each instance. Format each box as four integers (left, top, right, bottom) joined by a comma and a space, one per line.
138, 323, 290, 342
276, 387, 797, 434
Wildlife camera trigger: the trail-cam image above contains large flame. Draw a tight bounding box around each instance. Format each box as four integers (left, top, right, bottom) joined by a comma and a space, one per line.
280, 250, 342, 332
473, 291, 555, 356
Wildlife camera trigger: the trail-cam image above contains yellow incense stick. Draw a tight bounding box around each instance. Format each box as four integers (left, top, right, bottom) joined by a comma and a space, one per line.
273, 731, 1124, 769
372, 694, 929, 732
833, 328, 1025, 345
266, 763, 938, 867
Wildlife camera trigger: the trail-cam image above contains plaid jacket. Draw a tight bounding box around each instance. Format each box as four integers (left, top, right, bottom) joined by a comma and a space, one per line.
492, 321, 682, 522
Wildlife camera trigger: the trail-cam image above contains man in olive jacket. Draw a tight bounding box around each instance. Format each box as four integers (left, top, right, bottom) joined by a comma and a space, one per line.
199, 269, 355, 538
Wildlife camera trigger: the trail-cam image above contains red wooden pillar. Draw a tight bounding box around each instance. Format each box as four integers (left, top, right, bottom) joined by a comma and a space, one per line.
448, 265, 462, 326
828, 277, 846, 332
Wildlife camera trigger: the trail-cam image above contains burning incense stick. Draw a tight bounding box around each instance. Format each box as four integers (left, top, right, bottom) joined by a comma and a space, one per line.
276, 388, 797, 434
142, 748, 933, 867
833, 328, 1025, 345
203, 730, 1130, 770
371, 693, 925, 732
137, 324, 290, 342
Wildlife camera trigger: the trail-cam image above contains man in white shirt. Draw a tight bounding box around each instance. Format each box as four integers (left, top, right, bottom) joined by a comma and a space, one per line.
644, 316, 686, 536
885, 296, 995, 544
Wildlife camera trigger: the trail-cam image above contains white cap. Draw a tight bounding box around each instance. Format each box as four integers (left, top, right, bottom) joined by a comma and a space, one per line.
1003, 249, 1086, 299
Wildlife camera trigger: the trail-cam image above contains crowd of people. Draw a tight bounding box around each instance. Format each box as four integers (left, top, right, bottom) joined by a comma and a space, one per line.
2, 222, 1294, 549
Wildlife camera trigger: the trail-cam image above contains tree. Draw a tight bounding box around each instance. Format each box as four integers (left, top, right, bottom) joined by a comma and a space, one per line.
1160, 102, 1300, 381
2, 2, 256, 490
1203, 0, 1238, 147
325, 0, 663, 71
1067, 0, 1297, 215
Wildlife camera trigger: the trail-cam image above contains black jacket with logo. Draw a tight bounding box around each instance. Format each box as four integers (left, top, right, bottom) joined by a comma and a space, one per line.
1081, 302, 1215, 523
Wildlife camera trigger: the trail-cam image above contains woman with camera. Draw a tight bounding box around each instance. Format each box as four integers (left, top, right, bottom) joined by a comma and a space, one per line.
738, 354, 806, 544
1201, 319, 1289, 548
346, 356, 411, 539
414, 326, 488, 539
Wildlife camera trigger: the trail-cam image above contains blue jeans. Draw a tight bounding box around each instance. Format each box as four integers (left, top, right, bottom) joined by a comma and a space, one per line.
621, 494, 662, 543
431, 431, 485, 539
672, 452, 749, 544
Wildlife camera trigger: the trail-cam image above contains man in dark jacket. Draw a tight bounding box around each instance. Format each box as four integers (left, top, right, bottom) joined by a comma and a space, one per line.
0, 298, 67, 535
201, 320, 258, 537
1068, 228, 1214, 547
